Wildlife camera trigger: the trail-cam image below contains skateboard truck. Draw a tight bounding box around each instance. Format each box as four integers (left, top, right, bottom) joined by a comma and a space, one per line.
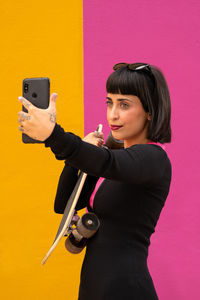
65, 212, 100, 254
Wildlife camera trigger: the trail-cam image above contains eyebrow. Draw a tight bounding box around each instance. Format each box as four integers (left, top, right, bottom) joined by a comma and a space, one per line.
106, 96, 133, 102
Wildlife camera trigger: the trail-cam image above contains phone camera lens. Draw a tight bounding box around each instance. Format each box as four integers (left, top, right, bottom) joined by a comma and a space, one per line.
24, 83, 28, 93
32, 92, 37, 98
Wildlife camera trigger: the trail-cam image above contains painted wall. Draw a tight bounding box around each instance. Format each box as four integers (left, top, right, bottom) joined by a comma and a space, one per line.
1, 0, 199, 299
83, 0, 200, 299
0, 1, 84, 299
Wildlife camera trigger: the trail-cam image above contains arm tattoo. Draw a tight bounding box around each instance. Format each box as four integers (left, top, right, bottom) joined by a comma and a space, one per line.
48, 112, 57, 123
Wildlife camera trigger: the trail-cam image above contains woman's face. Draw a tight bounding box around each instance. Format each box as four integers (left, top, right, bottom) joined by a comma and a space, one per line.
106, 93, 151, 148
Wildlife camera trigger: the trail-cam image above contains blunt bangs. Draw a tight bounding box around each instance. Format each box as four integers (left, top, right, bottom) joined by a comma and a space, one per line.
106, 67, 138, 95
106, 66, 154, 112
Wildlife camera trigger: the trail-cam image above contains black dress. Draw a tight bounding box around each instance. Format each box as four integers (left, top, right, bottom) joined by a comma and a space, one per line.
45, 124, 172, 300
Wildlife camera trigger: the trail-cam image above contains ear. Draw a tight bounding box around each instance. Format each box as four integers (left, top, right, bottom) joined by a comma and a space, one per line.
147, 112, 151, 121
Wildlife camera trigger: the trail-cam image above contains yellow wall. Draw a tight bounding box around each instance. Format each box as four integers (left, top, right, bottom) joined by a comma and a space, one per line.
0, 1, 84, 299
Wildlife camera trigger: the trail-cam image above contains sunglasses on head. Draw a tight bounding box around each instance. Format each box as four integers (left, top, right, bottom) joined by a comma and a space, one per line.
113, 62, 155, 91
113, 62, 151, 72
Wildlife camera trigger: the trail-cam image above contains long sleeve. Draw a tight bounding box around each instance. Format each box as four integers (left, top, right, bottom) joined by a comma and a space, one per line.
54, 161, 98, 214
45, 124, 169, 186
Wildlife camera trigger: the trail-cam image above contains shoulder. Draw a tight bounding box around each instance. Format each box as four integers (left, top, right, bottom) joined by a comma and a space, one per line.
128, 143, 170, 161
126, 144, 171, 183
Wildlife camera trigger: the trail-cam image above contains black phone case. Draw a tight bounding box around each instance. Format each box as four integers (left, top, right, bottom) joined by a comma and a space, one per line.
22, 77, 50, 143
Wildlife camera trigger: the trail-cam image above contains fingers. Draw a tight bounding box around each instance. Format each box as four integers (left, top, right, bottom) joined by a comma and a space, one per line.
83, 132, 104, 147
18, 125, 24, 132
97, 137, 104, 147
18, 111, 31, 135
94, 132, 104, 146
18, 117, 26, 132
18, 111, 31, 122
94, 131, 104, 139
18, 96, 34, 111
17, 94, 58, 141
49, 93, 58, 110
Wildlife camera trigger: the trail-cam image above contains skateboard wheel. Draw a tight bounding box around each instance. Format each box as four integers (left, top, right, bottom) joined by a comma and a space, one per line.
65, 233, 87, 254
76, 213, 100, 238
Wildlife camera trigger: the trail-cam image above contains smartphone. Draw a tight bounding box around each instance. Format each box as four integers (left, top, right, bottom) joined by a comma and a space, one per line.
22, 77, 50, 143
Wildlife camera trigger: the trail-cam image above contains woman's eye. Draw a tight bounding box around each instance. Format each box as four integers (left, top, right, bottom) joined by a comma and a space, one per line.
120, 102, 129, 109
106, 100, 112, 106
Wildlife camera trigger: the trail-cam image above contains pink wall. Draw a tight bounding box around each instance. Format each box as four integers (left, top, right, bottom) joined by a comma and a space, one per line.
83, 0, 200, 299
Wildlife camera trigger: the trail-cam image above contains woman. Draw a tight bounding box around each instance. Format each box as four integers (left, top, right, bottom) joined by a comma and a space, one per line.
18, 62, 172, 300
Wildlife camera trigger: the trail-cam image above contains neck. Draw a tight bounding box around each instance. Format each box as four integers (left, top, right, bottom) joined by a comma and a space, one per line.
123, 125, 151, 148
124, 137, 151, 148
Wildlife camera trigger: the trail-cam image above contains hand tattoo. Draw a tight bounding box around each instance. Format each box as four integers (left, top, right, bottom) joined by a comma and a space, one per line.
18, 112, 31, 121
19, 126, 24, 132
23, 99, 31, 108
48, 112, 57, 123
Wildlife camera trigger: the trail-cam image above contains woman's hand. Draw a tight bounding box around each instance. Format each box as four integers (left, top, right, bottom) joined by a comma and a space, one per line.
18, 93, 58, 141
83, 131, 104, 147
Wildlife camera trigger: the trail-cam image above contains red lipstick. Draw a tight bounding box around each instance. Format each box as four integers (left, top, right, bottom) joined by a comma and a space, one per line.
110, 125, 123, 131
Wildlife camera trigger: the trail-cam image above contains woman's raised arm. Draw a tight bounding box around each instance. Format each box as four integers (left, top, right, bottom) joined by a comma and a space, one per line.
45, 124, 170, 186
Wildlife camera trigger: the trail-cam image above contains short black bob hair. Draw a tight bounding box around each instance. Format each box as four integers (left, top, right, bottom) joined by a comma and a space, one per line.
106, 63, 171, 144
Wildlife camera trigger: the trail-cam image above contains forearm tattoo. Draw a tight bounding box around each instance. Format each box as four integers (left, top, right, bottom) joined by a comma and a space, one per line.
48, 112, 57, 123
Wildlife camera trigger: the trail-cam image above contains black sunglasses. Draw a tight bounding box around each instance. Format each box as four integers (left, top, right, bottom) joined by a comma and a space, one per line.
113, 62, 151, 72
113, 62, 155, 91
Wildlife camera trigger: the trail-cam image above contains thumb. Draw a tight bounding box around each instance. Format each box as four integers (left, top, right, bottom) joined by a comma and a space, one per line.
49, 93, 58, 110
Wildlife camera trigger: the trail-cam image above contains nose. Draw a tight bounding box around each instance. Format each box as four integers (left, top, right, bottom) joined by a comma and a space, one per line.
108, 105, 119, 120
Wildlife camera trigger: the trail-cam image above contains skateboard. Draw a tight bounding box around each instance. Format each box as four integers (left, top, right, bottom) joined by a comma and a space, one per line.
41, 125, 103, 265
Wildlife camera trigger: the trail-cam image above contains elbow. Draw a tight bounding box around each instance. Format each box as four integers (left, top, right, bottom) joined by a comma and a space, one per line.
54, 202, 64, 214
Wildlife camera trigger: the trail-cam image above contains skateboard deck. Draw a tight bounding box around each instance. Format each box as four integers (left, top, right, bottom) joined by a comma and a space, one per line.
41, 124, 102, 265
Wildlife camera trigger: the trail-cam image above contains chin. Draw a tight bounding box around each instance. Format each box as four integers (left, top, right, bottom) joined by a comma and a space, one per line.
111, 131, 124, 141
